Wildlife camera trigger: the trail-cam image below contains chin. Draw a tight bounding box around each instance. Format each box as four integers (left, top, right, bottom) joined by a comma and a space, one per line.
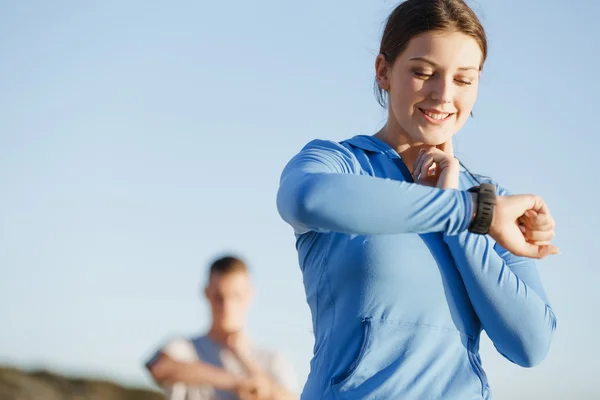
221, 323, 243, 334
415, 128, 455, 146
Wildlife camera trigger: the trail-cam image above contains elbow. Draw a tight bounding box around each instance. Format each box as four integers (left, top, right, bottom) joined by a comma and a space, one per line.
512, 342, 550, 368
148, 364, 169, 384
277, 176, 320, 229
508, 313, 557, 368
147, 355, 176, 384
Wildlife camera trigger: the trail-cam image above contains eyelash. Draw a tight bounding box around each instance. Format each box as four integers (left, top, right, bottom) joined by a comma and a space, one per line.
413, 71, 472, 86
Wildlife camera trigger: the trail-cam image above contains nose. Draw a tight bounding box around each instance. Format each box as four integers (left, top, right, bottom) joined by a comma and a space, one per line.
222, 299, 239, 314
430, 76, 453, 104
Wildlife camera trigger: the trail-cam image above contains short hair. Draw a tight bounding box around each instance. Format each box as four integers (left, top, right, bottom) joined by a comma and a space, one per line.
208, 255, 248, 278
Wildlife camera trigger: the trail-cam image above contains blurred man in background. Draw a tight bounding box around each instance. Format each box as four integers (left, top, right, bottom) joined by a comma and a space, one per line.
145, 255, 298, 400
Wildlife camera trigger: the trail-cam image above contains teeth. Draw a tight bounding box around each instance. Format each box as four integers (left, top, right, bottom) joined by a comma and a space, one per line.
422, 110, 450, 120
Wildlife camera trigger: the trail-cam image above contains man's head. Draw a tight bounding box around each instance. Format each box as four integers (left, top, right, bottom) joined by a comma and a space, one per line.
204, 255, 253, 334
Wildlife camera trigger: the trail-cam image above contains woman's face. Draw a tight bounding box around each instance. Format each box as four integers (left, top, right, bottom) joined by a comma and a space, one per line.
377, 30, 483, 146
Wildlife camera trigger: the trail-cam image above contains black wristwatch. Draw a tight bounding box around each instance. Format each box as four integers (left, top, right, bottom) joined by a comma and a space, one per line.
467, 184, 496, 234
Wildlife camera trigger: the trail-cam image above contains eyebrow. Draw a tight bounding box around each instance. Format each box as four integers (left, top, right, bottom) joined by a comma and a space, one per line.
409, 57, 479, 71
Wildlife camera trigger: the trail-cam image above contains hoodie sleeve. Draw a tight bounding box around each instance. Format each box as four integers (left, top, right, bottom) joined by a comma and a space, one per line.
443, 183, 557, 367
276, 139, 474, 236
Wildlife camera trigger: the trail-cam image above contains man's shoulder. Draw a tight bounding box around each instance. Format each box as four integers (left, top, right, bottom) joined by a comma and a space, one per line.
156, 334, 206, 361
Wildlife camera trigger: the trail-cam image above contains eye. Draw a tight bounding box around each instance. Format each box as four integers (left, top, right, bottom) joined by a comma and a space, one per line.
455, 75, 477, 86
413, 70, 433, 79
455, 79, 473, 86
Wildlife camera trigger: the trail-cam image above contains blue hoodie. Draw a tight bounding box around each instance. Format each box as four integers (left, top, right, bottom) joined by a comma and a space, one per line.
276, 135, 556, 400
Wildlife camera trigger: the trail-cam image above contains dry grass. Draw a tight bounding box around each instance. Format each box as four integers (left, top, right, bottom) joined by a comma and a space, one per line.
0, 366, 164, 400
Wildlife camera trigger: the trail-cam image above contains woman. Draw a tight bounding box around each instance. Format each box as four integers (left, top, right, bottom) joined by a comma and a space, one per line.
276, 0, 558, 399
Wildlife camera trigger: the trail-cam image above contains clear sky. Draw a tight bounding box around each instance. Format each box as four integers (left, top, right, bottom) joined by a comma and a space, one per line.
0, 1, 597, 398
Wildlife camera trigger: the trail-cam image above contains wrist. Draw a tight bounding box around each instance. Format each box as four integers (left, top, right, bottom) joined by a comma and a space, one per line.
490, 195, 501, 233
470, 192, 478, 224
225, 375, 244, 392
447, 157, 460, 172
468, 184, 496, 234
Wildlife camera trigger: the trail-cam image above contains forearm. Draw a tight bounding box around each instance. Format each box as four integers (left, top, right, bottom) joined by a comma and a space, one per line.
155, 358, 239, 391
269, 383, 297, 400
236, 354, 297, 400
277, 172, 474, 236
444, 232, 557, 367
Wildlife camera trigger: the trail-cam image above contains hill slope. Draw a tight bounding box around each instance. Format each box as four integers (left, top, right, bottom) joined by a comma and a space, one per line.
0, 366, 164, 400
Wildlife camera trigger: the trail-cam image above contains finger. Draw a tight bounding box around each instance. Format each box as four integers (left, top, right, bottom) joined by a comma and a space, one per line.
537, 244, 560, 257
527, 240, 552, 246
524, 231, 555, 244
413, 150, 424, 181
523, 210, 537, 219
415, 147, 433, 171
427, 162, 437, 177
424, 159, 436, 179
519, 213, 555, 231
243, 392, 258, 400
519, 209, 551, 225
519, 222, 553, 235
515, 241, 560, 259
414, 155, 424, 181
519, 226, 555, 242
420, 155, 433, 180
414, 152, 427, 182
420, 155, 435, 180
527, 194, 552, 216
518, 210, 538, 227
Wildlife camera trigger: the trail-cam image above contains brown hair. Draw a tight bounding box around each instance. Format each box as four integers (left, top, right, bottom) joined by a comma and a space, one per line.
376, 0, 487, 107
209, 255, 248, 278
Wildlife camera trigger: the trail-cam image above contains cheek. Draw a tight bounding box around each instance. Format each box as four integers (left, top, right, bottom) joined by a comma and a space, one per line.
391, 76, 424, 111
457, 89, 478, 117
454, 92, 478, 130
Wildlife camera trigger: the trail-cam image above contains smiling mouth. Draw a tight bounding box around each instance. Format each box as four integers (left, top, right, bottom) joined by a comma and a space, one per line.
418, 108, 454, 121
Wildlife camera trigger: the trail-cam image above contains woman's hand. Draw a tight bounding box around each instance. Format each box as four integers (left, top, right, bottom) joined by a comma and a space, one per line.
491, 194, 559, 259
412, 141, 460, 189
413, 142, 559, 258
518, 209, 556, 246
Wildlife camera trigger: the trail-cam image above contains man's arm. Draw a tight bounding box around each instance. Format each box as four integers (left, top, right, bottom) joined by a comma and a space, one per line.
147, 352, 242, 392
234, 352, 297, 400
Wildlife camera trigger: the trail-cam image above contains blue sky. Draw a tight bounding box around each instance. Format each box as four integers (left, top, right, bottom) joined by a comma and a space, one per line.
0, 1, 597, 398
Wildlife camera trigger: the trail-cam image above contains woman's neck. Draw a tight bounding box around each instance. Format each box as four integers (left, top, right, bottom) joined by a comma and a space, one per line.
374, 121, 424, 175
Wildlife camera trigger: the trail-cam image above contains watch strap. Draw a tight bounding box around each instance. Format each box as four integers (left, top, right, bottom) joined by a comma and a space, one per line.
468, 183, 496, 234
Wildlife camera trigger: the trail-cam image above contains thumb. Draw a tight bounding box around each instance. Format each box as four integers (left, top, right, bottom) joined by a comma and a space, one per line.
517, 242, 560, 259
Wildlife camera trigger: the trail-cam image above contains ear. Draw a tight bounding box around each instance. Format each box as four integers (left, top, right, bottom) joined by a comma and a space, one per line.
375, 54, 390, 91
203, 286, 210, 300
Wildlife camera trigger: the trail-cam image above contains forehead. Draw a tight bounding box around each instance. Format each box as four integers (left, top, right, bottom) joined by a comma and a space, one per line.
400, 30, 483, 70
208, 271, 251, 291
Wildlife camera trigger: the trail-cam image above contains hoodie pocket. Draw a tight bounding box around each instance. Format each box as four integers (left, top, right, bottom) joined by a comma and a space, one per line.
331, 318, 372, 387
330, 319, 484, 400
